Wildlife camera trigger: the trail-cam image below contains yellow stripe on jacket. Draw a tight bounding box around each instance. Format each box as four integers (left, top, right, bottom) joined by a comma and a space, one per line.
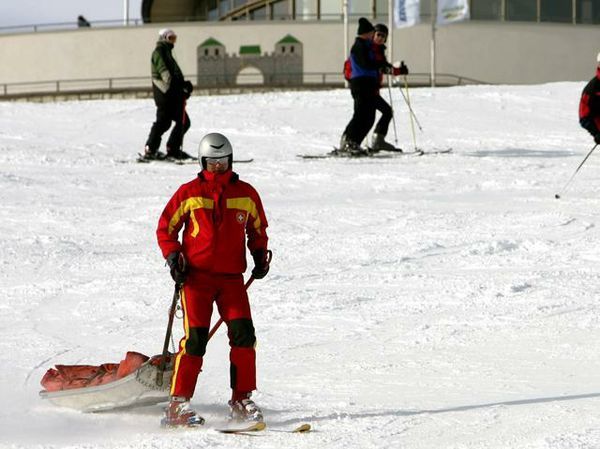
227, 197, 262, 235
168, 197, 215, 236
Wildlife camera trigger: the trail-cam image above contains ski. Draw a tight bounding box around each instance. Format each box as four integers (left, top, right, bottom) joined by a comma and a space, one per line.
162, 157, 254, 165
415, 147, 453, 155
298, 147, 452, 160
216, 422, 311, 435
269, 423, 312, 433
216, 421, 266, 434
124, 155, 254, 165
368, 146, 406, 154
298, 150, 412, 159
298, 147, 393, 159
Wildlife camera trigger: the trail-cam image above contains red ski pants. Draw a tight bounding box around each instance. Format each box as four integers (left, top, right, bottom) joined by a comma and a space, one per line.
170, 272, 256, 399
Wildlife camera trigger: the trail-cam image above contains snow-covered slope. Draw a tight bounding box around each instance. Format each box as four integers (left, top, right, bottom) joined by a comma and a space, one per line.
2, 83, 600, 448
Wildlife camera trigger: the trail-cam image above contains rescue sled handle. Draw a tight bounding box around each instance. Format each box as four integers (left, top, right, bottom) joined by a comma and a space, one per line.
157, 285, 181, 386
208, 250, 273, 341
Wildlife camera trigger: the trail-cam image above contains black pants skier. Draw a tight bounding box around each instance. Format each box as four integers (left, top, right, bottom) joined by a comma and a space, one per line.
344, 81, 376, 146
146, 88, 191, 155
343, 77, 380, 147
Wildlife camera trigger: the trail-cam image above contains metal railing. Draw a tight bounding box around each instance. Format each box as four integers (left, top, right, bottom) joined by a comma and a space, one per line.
0, 18, 146, 34
0, 72, 485, 101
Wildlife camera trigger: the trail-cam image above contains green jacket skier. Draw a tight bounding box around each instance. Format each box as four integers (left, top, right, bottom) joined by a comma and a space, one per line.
143, 28, 193, 161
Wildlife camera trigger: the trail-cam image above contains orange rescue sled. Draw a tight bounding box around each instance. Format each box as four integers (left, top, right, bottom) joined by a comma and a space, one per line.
39, 351, 173, 412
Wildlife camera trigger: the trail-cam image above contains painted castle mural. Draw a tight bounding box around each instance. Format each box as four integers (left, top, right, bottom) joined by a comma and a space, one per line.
196, 34, 303, 87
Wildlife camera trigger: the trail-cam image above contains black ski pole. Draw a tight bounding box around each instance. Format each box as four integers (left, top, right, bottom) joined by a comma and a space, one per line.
180, 99, 187, 154
156, 284, 180, 386
555, 143, 598, 199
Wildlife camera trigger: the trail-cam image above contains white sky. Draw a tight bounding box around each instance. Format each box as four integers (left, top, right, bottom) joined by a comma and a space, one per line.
0, 0, 143, 28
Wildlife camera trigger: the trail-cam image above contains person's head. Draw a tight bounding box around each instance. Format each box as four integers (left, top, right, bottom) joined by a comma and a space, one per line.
373, 23, 388, 45
158, 28, 177, 45
198, 132, 233, 173
357, 17, 374, 39
597, 51, 600, 66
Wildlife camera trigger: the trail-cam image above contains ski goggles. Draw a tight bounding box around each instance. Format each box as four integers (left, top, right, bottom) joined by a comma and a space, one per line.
205, 156, 229, 165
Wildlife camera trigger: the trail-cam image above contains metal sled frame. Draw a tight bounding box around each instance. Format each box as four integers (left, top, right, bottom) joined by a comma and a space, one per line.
39, 360, 172, 413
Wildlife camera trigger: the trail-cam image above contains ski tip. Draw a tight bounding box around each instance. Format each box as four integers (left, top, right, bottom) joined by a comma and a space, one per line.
293, 423, 312, 433
253, 421, 267, 431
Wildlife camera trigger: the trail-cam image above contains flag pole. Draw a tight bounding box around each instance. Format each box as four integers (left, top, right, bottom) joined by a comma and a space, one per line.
388, 0, 394, 63
123, 0, 130, 25
430, 0, 437, 87
343, 0, 349, 86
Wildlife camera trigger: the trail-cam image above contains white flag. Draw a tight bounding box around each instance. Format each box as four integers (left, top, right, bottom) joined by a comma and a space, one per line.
437, 0, 469, 25
393, 0, 420, 28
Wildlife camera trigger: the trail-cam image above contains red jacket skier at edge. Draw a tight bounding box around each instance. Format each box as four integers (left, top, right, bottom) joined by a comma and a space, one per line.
156, 132, 270, 428
579, 52, 600, 144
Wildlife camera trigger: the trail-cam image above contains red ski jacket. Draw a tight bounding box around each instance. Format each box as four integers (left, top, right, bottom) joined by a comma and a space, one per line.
579, 66, 600, 137
156, 170, 268, 274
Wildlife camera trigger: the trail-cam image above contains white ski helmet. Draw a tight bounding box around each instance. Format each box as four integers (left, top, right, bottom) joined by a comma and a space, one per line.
198, 132, 233, 169
597, 51, 600, 63
158, 28, 176, 42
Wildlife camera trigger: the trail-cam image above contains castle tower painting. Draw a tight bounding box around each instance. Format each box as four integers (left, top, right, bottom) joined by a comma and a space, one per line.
197, 35, 303, 87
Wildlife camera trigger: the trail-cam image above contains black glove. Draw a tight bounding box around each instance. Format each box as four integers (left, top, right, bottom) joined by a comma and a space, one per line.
182, 80, 193, 99
595, 134, 600, 145
399, 61, 409, 75
166, 251, 187, 285
251, 249, 270, 280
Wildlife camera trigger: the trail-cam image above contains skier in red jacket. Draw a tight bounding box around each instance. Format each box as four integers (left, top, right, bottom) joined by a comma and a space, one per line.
369, 23, 408, 152
579, 52, 600, 145
156, 132, 270, 428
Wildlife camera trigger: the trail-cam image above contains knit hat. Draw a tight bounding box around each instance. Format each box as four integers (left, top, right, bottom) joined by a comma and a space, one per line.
374, 23, 389, 36
357, 17, 374, 35
158, 28, 176, 41
597, 51, 600, 63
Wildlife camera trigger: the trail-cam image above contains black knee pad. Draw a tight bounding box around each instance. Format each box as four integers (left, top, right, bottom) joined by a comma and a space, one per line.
185, 327, 209, 356
228, 319, 256, 348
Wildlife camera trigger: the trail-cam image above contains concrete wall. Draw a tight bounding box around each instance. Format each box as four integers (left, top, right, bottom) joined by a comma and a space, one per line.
0, 20, 598, 87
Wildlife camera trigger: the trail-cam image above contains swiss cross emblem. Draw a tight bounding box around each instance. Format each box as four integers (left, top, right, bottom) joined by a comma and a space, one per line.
236, 212, 246, 224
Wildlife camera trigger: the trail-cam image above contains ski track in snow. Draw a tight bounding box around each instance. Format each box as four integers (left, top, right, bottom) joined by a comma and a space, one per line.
2, 83, 600, 448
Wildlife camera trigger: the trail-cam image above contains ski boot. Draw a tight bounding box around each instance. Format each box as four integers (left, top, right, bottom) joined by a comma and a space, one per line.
161, 396, 205, 428
338, 140, 369, 157
166, 146, 194, 161
140, 145, 166, 161
228, 395, 264, 423
369, 133, 401, 153
339, 133, 349, 150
